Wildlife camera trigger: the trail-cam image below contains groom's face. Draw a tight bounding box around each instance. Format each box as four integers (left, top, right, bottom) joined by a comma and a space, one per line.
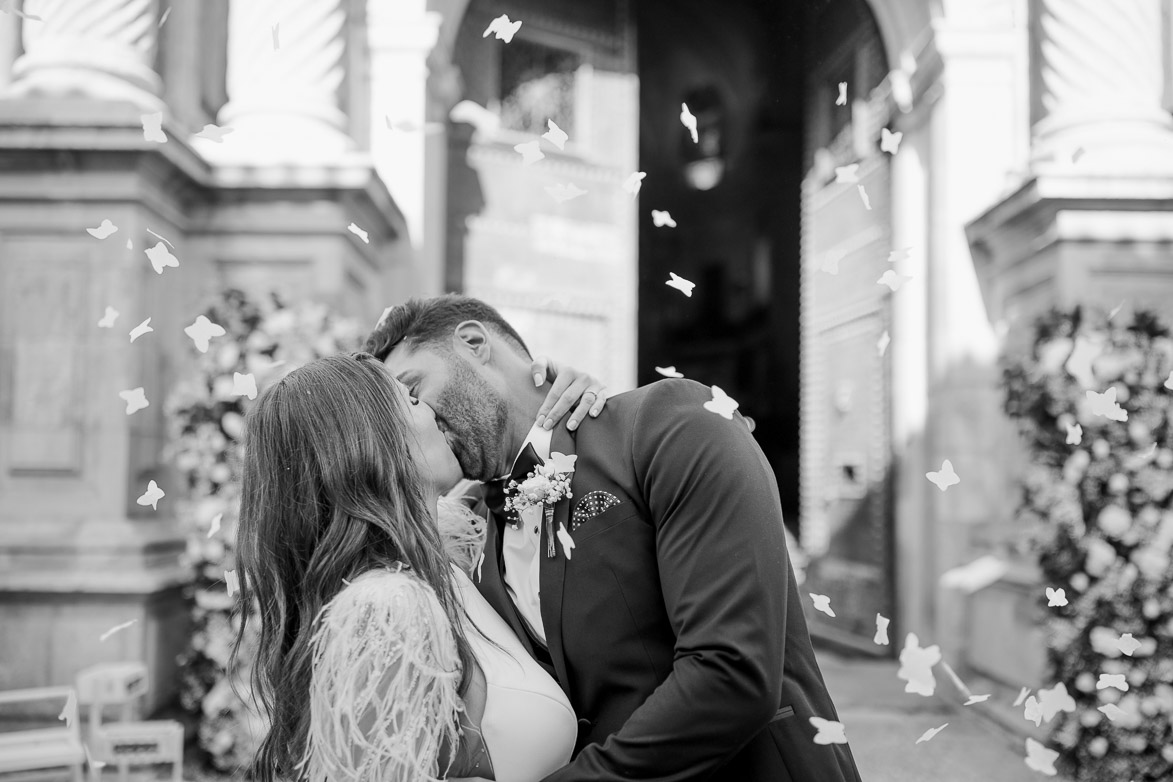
384, 343, 510, 482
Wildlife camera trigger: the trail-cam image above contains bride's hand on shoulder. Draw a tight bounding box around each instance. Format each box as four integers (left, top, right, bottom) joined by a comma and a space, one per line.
530, 356, 608, 432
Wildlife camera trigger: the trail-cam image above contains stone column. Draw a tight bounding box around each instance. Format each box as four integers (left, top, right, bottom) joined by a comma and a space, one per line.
209, 0, 353, 161
1030, 0, 1173, 170
6, 0, 162, 109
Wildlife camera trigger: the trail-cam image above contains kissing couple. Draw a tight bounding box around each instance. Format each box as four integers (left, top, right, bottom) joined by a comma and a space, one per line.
231, 294, 863, 782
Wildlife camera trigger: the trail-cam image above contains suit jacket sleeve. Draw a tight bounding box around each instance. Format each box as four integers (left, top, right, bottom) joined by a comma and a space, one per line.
544, 379, 790, 782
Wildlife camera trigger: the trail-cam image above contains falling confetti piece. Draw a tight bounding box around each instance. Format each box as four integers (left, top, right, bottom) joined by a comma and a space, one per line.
1165, 371, 1173, 391
1045, 587, 1067, 607
857, 185, 872, 210
1024, 695, 1044, 727
834, 164, 859, 184
1065, 422, 1082, 444
810, 717, 848, 745
141, 112, 166, 143
1097, 673, 1128, 692
126, 239, 133, 249
651, 210, 677, 228
1117, 633, 1142, 656
82, 743, 107, 770
97, 307, 119, 328
194, 123, 234, 143
877, 269, 912, 292
99, 619, 137, 642
889, 69, 913, 113
1144, 442, 1157, 457
145, 242, 179, 274
1034, 683, 1077, 723
226, 569, 241, 597
836, 82, 847, 106
1024, 738, 1059, 776
483, 13, 522, 43
874, 614, 890, 645
137, 480, 165, 510
680, 103, 698, 143
385, 116, 419, 133
1108, 300, 1125, 320
939, 554, 1007, 594
271, 23, 279, 50
1098, 703, 1126, 721
119, 387, 150, 415
449, 100, 501, 135
207, 513, 223, 539
897, 633, 941, 696
0, 0, 42, 21
939, 660, 973, 701
809, 593, 835, 617
557, 523, 575, 559
665, 272, 695, 297
86, 219, 118, 239
146, 228, 174, 248
1013, 687, 1031, 707
545, 183, 587, 203
887, 247, 910, 263
1087, 387, 1127, 421
347, 222, 370, 244
57, 690, 77, 725
915, 724, 948, 744
547, 452, 577, 474
129, 318, 154, 343
877, 330, 890, 356
375, 306, 393, 329
184, 315, 227, 353
622, 171, 646, 198
703, 385, 739, 420
880, 127, 903, 155
655, 366, 684, 378
514, 140, 544, 165
1071, 146, 1085, 164
158, 6, 171, 27
543, 119, 568, 150
233, 372, 258, 400
926, 459, 960, 491
964, 694, 991, 706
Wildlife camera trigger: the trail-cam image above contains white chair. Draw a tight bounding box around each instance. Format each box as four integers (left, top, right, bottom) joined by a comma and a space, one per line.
0, 686, 86, 782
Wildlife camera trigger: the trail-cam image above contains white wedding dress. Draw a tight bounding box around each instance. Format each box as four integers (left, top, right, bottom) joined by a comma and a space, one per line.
299, 539, 576, 781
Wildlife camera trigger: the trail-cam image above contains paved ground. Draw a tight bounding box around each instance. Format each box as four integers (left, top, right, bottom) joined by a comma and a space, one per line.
818, 649, 1070, 782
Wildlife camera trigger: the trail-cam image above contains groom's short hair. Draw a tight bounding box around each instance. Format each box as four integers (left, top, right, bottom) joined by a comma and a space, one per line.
363, 294, 532, 361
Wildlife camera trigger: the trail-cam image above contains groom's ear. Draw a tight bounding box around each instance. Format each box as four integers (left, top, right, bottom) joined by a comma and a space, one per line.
452, 320, 492, 365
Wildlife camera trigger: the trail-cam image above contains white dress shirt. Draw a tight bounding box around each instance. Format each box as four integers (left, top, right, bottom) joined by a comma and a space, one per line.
500, 423, 551, 644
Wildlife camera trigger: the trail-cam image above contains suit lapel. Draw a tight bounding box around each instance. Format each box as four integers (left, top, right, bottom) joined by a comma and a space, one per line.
540, 425, 575, 689
477, 506, 538, 660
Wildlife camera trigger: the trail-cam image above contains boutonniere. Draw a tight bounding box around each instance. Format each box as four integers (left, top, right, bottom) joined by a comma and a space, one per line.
504, 452, 576, 558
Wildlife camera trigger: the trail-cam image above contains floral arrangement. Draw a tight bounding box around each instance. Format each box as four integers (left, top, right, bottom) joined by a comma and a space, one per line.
164, 288, 361, 773
504, 463, 574, 517
1001, 306, 1173, 782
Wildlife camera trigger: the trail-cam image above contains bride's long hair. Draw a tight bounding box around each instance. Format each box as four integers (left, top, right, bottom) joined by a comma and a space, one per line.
231, 352, 476, 781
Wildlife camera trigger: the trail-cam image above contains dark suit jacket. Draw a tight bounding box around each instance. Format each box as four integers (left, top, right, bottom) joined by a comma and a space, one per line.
474, 379, 863, 782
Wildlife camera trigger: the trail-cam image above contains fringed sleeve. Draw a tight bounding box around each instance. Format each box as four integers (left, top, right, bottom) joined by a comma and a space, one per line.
300, 568, 464, 782
437, 494, 487, 579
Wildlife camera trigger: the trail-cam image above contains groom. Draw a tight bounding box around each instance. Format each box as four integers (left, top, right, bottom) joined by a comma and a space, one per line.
366, 294, 862, 782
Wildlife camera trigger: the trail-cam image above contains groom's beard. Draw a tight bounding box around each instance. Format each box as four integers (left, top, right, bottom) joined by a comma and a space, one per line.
436, 357, 510, 482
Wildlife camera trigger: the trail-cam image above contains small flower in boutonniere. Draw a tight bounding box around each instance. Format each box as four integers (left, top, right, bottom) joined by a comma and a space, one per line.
504, 452, 576, 557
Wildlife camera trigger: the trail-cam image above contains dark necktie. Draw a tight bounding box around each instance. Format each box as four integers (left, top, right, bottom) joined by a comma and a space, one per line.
482, 441, 544, 523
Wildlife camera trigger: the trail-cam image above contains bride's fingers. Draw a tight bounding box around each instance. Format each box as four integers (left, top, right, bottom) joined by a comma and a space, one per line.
529, 355, 552, 387
562, 381, 606, 432
536, 372, 579, 429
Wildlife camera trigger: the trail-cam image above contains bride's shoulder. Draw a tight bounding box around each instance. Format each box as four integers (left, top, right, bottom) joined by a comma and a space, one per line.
318, 565, 449, 638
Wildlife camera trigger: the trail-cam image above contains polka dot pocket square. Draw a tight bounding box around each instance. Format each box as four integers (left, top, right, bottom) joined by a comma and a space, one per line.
571, 490, 623, 533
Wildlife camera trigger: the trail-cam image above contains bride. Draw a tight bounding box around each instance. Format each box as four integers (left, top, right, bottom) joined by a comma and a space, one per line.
231, 351, 604, 781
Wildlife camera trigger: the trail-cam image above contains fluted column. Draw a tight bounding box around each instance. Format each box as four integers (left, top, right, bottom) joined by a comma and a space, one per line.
1030, 0, 1173, 170
210, 0, 353, 160
6, 0, 162, 109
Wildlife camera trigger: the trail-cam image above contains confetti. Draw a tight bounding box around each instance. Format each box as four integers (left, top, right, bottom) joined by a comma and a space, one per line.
1024, 695, 1043, 727
557, 523, 575, 559
622, 171, 646, 198
964, 694, 991, 706
880, 128, 903, 155
129, 318, 154, 343
651, 210, 677, 228
926, 459, 959, 491
225, 569, 241, 597
543, 120, 568, 150
889, 69, 913, 113
158, 6, 171, 27
119, 387, 150, 415
836, 82, 847, 106
1144, 442, 1157, 457
385, 116, 419, 133
666, 272, 695, 297
1097, 703, 1126, 721
271, 23, 279, 50
449, 100, 501, 135
57, 690, 77, 726
194, 123, 234, 143
1108, 300, 1125, 320
877, 330, 890, 356
1065, 422, 1082, 444
146, 228, 174, 248
1035, 683, 1077, 723
680, 103, 699, 144
97, 307, 119, 328
897, 633, 941, 696
1086, 387, 1127, 421
1117, 633, 1143, 656
655, 366, 684, 378
809, 717, 848, 745
207, 513, 223, 539
137, 480, 165, 510
874, 613, 890, 645
939, 554, 1007, 594
347, 222, 369, 244
544, 183, 587, 203
145, 242, 179, 274
99, 619, 137, 642
1013, 687, 1031, 707
126, 239, 133, 249
483, 13, 522, 43
514, 140, 544, 165
887, 247, 910, 263
1165, 371, 1173, 391
184, 315, 227, 353
1024, 738, 1059, 776
233, 372, 258, 400
1045, 587, 1067, 607
703, 385, 739, 420
834, 164, 859, 184
1071, 146, 1085, 164
1064, 336, 1100, 388
809, 593, 835, 617
86, 219, 118, 239
375, 306, 393, 329
547, 452, 577, 474
915, 724, 948, 744
141, 112, 166, 143
1097, 673, 1128, 692
857, 185, 872, 210
0, 0, 42, 21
